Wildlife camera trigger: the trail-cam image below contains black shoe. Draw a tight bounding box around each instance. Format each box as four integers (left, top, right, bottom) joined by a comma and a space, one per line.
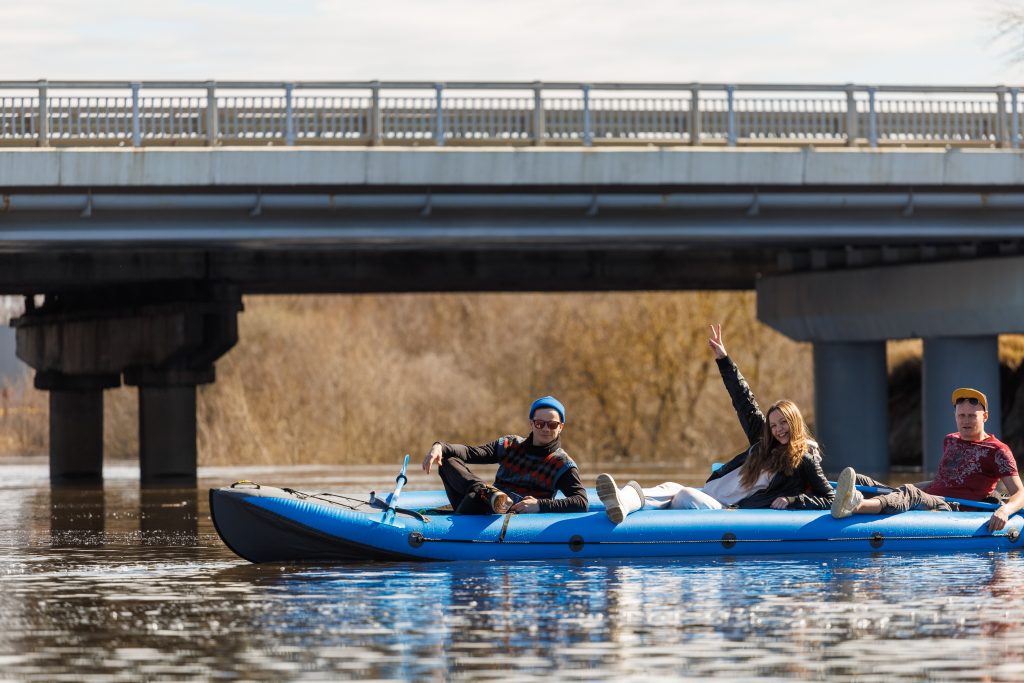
479, 484, 512, 513
457, 484, 512, 514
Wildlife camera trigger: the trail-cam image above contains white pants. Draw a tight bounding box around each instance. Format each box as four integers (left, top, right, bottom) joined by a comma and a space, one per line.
641, 482, 723, 510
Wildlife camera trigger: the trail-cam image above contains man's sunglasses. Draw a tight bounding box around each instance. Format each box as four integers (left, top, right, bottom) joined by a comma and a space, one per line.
956, 397, 986, 408
531, 419, 563, 430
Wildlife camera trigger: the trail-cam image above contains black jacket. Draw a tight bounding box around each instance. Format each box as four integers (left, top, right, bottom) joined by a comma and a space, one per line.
705, 356, 834, 510
437, 437, 588, 513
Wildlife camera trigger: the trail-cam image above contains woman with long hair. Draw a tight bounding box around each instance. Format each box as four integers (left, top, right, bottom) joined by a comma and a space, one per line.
596, 324, 834, 523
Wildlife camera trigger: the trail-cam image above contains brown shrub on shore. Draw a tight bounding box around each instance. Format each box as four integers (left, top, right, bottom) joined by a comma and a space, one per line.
194, 291, 815, 468
0, 374, 47, 456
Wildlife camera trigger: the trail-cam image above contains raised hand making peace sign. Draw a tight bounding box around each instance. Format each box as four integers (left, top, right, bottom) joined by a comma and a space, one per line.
707, 323, 727, 360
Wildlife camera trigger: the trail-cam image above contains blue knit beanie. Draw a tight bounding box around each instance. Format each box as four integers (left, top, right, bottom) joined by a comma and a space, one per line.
529, 395, 565, 423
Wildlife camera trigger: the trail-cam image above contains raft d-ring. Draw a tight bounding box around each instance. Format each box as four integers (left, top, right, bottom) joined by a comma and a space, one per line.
1008, 528, 1021, 543
721, 532, 737, 549
569, 535, 585, 552
408, 532, 425, 548
870, 532, 884, 549
230, 480, 261, 489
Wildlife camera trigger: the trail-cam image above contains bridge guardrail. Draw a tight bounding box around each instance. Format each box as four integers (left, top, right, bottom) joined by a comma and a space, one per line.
0, 81, 1020, 149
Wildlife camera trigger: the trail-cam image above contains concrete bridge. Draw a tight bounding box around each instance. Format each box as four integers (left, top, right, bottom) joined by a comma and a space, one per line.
3, 80, 1024, 485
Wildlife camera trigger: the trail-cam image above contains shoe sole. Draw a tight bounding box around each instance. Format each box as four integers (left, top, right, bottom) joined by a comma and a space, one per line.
490, 491, 512, 514
831, 467, 857, 519
596, 473, 625, 524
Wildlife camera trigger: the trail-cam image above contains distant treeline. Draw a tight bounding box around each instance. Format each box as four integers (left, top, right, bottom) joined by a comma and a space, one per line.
1, 292, 1022, 474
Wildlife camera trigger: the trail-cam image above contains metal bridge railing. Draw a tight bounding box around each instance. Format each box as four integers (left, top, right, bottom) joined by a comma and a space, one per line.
0, 81, 1021, 149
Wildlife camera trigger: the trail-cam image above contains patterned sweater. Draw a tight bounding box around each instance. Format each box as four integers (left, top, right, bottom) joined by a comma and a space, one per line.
437, 435, 588, 512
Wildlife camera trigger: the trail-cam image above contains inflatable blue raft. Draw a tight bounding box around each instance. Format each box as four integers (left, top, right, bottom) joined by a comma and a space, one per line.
210, 481, 1024, 563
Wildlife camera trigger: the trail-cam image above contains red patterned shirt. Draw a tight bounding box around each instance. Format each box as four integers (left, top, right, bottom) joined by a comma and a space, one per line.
926, 433, 1018, 501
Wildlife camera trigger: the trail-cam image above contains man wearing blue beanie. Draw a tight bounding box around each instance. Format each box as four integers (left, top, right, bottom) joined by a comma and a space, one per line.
422, 395, 587, 514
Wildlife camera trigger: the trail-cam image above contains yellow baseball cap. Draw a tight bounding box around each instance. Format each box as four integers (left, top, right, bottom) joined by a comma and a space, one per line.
951, 388, 987, 410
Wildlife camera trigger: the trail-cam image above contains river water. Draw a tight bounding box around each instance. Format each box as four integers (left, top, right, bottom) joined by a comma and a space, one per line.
1, 457, 1023, 682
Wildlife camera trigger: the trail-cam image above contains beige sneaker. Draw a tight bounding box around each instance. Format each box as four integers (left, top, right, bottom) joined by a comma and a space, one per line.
831, 467, 864, 519
597, 473, 626, 523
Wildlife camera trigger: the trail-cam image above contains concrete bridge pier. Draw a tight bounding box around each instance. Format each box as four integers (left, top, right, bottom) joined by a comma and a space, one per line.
922, 336, 1002, 473
13, 284, 241, 486
759, 255, 1024, 477
36, 371, 120, 482
813, 342, 889, 476
126, 367, 215, 485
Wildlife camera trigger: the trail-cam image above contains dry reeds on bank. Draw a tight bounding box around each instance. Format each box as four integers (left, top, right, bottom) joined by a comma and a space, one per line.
193, 291, 813, 469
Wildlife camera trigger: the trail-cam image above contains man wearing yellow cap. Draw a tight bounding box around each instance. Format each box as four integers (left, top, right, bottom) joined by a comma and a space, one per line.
832, 387, 1024, 532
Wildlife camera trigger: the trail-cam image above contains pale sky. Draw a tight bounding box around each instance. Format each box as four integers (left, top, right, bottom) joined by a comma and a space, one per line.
0, 0, 1022, 85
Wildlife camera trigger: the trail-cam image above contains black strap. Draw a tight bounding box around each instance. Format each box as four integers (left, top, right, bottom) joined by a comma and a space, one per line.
366, 494, 430, 522
283, 488, 430, 522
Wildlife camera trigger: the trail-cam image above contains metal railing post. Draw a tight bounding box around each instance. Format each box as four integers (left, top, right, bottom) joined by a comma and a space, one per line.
997, 86, 1010, 148
689, 86, 702, 145
284, 82, 295, 146
369, 81, 382, 145
434, 83, 445, 146
131, 82, 141, 147
868, 87, 878, 148
532, 81, 545, 146
37, 80, 49, 147
1012, 88, 1020, 149
726, 85, 736, 146
205, 81, 219, 146
845, 84, 858, 146
582, 84, 592, 146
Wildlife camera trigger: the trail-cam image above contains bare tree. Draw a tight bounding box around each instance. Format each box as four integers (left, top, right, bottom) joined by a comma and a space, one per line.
992, 2, 1024, 64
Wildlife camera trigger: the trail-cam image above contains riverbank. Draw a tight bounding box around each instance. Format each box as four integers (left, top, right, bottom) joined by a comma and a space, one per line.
2, 291, 1023, 471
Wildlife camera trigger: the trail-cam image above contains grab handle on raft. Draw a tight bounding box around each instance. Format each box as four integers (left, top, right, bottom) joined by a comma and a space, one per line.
828, 481, 1002, 512
380, 454, 411, 526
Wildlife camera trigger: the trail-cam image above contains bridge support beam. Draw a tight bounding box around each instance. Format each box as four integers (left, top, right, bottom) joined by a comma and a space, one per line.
813, 342, 889, 476
35, 372, 120, 483
759, 255, 1024, 475
139, 386, 197, 484
126, 368, 214, 485
13, 284, 241, 486
922, 336, 1002, 475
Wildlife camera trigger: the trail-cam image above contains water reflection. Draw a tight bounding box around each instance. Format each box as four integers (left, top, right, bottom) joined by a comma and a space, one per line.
216, 553, 1024, 680
1, 464, 1024, 680
49, 484, 105, 546
140, 487, 198, 545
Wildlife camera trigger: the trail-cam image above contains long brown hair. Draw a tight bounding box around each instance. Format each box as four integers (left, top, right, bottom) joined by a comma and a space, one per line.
739, 399, 812, 489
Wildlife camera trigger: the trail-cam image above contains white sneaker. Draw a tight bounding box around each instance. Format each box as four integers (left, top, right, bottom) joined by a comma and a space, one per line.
596, 473, 626, 524
831, 467, 864, 519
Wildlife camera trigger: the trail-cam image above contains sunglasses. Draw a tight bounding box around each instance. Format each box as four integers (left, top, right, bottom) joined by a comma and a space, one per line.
956, 397, 985, 408
531, 419, 563, 430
